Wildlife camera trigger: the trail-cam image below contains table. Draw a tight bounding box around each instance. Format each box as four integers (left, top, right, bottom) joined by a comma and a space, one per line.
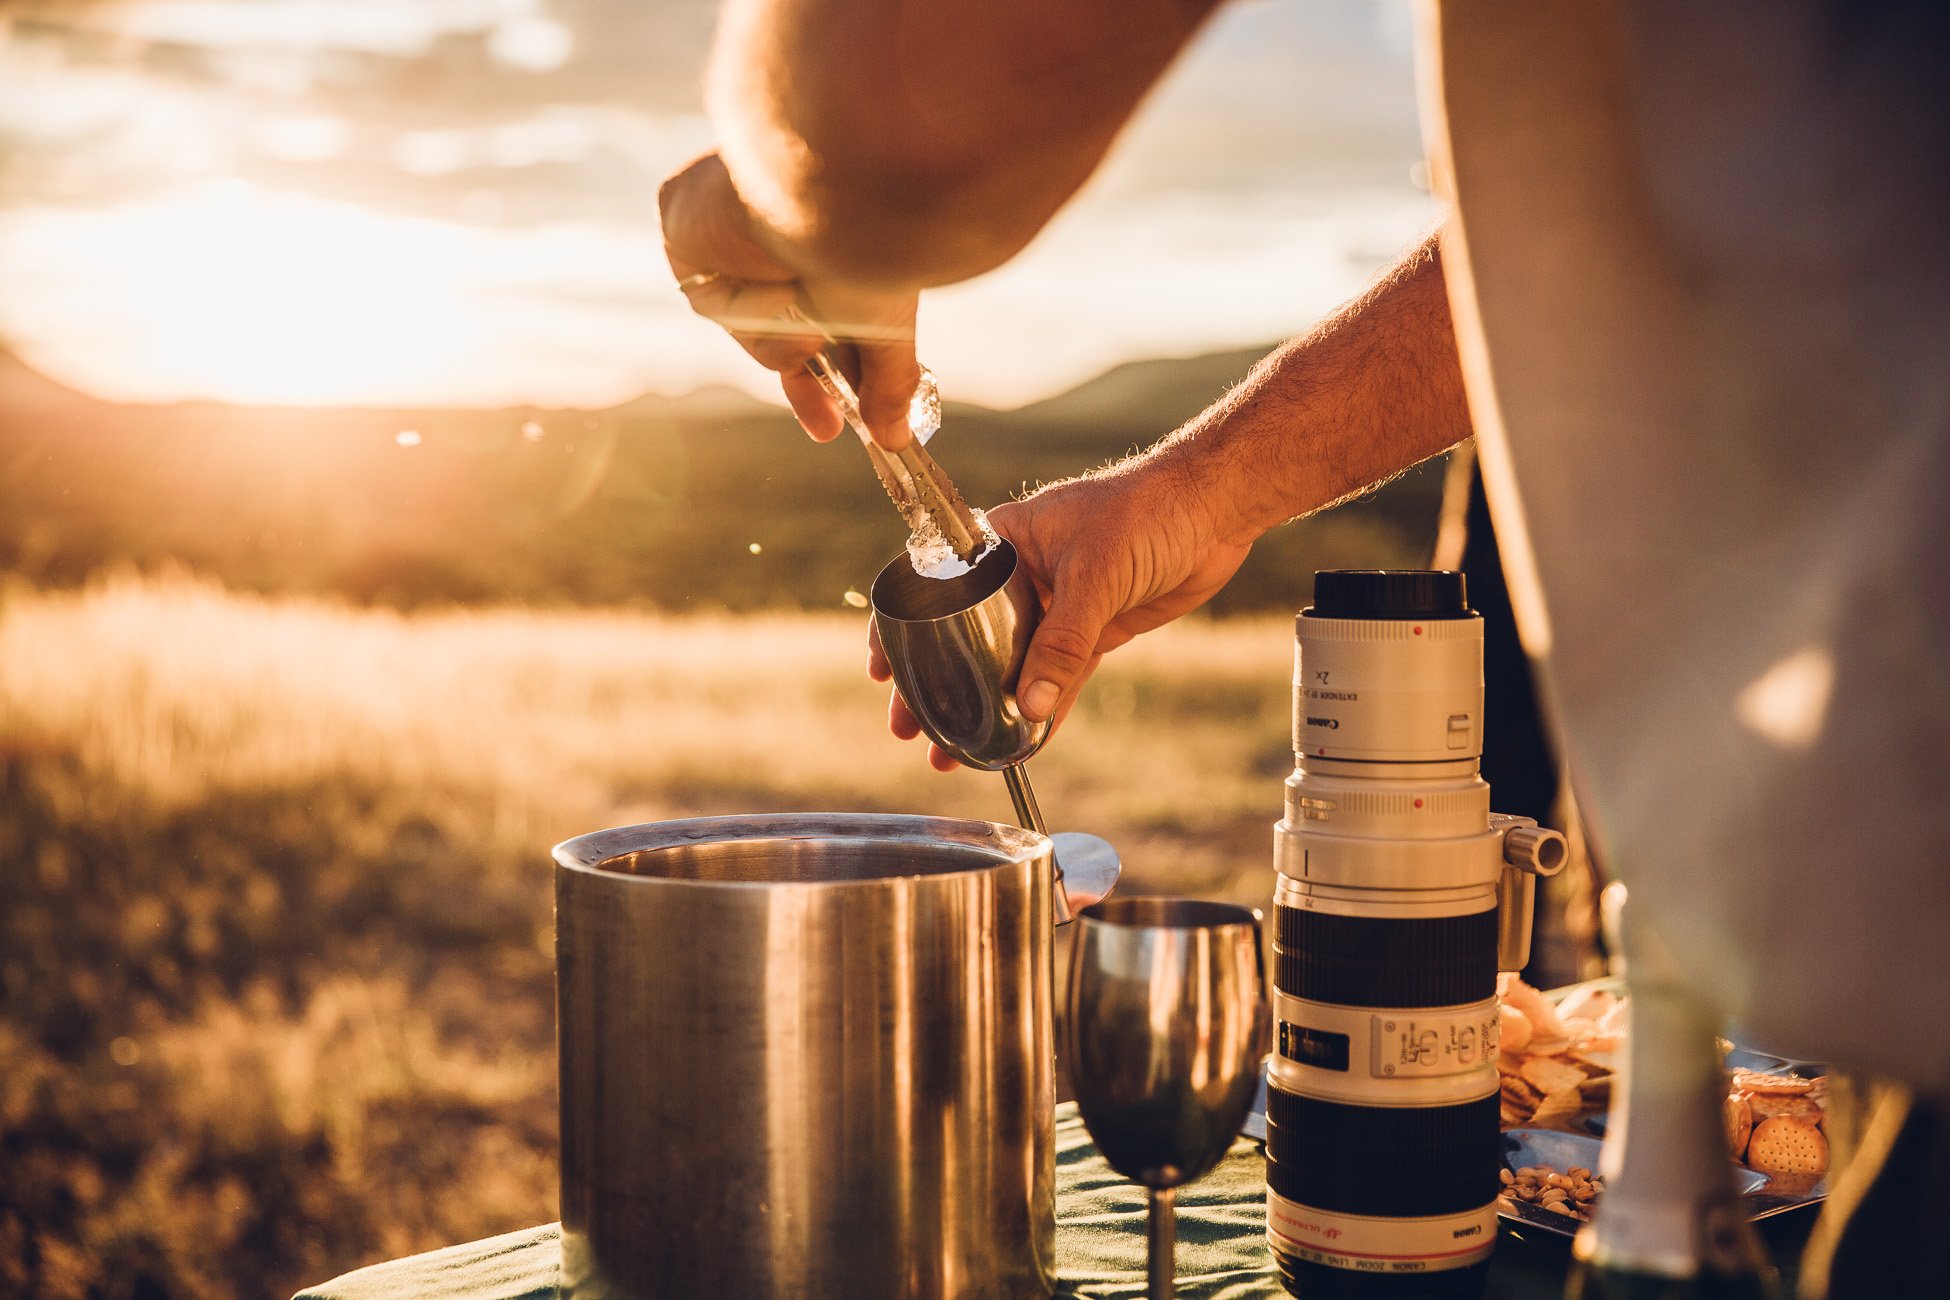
298, 1104, 1811, 1299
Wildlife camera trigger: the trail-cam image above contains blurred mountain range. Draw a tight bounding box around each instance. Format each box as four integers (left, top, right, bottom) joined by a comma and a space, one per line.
0, 345, 1442, 611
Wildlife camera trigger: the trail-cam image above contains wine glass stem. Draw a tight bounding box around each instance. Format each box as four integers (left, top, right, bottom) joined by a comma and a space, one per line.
1147, 1185, 1176, 1300
1004, 763, 1072, 925
1003, 762, 1045, 835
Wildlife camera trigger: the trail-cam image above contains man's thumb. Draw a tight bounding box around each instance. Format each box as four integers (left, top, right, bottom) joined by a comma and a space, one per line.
1016, 589, 1113, 723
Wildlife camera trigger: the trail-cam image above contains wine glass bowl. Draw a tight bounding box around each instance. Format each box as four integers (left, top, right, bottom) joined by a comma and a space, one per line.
1066, 897, 1267, 1296
870, 538, 1047, 773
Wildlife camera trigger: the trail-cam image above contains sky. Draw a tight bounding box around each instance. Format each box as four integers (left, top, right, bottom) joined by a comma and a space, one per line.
0, 0, 1433, 410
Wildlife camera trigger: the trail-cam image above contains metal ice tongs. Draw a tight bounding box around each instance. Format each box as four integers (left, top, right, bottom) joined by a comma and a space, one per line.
800, 342, 989, 567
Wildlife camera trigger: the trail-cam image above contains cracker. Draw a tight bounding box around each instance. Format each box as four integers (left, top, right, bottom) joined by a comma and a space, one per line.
1748, 1093, 1823, 1123
1499, 975, 1570, 1042
1499, 1005, 1534, 1055
1724, 1094, 1753, 1161
1500, 1076, 1542, 1113
1567, 1051, 1615, 1076
1554, 986, 1617, 1024
1530, 1086, 1586, 1128
1746, 1116, 1829, 1175
1731, 1069, 1814, 1096
1520, 1056, 1589, 1096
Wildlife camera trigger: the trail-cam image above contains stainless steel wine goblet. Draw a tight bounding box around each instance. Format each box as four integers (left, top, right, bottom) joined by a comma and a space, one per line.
1065, 897, 1267, 1299
871, 540, 1121, 922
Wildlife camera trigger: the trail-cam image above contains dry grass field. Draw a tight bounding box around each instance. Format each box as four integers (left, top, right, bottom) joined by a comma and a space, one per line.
0, 574, 1294, 1299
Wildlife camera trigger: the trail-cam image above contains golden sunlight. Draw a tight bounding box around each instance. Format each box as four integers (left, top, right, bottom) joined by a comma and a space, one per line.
17, 182, 493, 406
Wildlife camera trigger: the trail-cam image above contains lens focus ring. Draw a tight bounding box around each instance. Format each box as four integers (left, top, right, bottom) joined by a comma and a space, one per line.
1274, 906, 1497, 1008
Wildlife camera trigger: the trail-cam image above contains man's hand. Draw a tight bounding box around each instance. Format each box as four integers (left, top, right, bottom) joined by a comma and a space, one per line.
865, 233, 1473, 770
869, 459, 1255, 770
659, 152, 923, 449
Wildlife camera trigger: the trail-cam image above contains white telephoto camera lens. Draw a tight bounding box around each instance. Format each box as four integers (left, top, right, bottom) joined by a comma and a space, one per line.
1268, 571, 1510, 1300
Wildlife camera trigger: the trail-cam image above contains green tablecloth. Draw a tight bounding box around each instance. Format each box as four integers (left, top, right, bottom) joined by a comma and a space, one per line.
298, 1103, 1799, 1299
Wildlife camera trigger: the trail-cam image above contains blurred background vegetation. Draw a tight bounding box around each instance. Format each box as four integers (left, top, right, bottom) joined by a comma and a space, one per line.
0, 344, 1441, 611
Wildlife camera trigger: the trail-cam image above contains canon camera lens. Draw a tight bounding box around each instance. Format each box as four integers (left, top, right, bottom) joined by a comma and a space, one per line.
1267, 571, 1502, 1298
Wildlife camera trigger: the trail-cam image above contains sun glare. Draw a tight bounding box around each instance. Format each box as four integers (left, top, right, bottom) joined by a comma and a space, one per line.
16, 183, 490, 406
0, 176, 771, 409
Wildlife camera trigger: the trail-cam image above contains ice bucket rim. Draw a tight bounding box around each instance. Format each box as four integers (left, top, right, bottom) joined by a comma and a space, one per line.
552, 811, 1049, 891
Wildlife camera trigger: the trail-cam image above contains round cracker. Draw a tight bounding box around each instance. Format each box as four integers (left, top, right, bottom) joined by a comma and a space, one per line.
1724, 1094, 1753, 1161
1731, 1069, 1814, 1096
1746, 1116, 1829, 1175
1748, 1093, 1823, 1122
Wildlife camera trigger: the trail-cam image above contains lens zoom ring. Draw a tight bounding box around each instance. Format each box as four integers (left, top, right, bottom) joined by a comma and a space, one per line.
1266, 1150, 1494, 1219
1266, 1086, 1496, 1145
1274, 907, 1495, 1007
1265, 1090, 1500, 1217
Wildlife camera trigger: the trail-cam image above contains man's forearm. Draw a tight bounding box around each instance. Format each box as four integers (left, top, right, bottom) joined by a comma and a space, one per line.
708, 0, 1221, 289
1146, 233, 1471, 544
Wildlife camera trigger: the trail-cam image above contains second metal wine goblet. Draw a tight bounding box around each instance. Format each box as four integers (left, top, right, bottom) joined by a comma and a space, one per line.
1066, 897, 1267, 1300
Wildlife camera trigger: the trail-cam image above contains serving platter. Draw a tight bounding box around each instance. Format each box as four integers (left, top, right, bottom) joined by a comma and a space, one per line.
1494, 980, 1830, 1237
1238, 982, 1832, 1240
1497, 1122, 1828, 1239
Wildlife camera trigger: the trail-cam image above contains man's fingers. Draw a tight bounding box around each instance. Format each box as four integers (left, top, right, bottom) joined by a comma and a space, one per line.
889, 689, 922, 740
798, 284, 920, 449
664, 152, 926, 450
679, 278, 826, 373
867, 622, 891, 681
852, 338, 922, 450
890, 684, 962, 770
782, 370, 845, 442
1016, 576, 1119, 723
658, 153, 797, 282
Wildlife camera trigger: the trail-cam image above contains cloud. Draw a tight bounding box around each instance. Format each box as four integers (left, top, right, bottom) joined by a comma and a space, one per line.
0, 0, 1435, 406
486, 14, 572, 73
0, 1, 719, 222
4, 0, 1420, 214
0, 179, 752, 407
925, 187, 1433, 407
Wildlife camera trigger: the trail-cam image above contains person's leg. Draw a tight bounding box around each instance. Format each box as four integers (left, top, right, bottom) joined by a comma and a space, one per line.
1437, 447, 1600, 985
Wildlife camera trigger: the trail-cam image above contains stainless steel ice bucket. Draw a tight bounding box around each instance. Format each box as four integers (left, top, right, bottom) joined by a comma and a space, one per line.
554, 814, 1057, 1299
